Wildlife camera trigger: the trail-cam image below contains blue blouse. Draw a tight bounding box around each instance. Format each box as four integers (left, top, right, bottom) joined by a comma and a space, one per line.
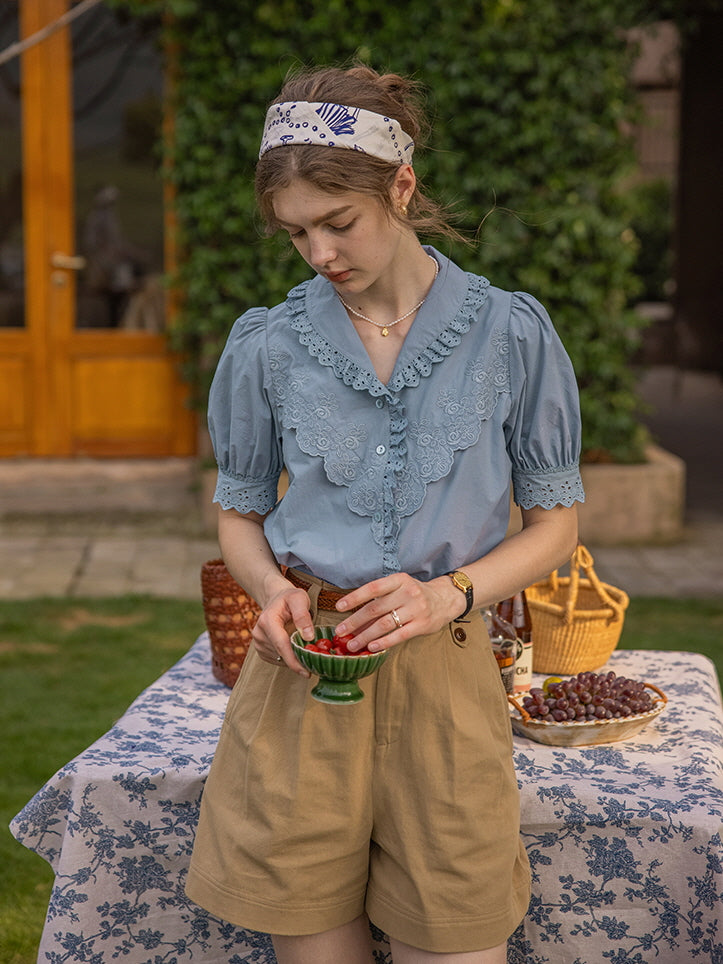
209, 248, 585, 587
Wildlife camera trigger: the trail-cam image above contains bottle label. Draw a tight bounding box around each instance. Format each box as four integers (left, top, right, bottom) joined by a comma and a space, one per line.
513, 641, 533, 692
492, 636, 523, 694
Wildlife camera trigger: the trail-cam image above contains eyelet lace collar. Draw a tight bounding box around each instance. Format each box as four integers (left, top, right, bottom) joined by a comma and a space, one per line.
285, 247, 490, 397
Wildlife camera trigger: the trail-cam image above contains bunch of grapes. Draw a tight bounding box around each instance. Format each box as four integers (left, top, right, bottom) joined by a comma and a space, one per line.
521, 671, 654, 723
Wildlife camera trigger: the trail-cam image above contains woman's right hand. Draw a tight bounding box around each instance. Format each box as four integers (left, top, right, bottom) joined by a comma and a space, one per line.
217, 508, 314, 677
251, 585, 315, 676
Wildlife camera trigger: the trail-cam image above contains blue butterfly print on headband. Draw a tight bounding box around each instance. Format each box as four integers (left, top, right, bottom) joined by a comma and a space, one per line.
315, 104, 361, 136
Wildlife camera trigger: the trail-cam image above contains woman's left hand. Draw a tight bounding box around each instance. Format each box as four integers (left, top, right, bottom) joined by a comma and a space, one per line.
332, 571, 465, 653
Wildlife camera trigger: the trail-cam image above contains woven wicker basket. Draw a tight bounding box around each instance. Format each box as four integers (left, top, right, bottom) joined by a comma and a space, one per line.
201, 558, 261, 688
526, 545, 630, 675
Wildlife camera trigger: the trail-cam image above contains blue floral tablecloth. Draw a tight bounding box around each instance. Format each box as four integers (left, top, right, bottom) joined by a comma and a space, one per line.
10, 635, 723, 964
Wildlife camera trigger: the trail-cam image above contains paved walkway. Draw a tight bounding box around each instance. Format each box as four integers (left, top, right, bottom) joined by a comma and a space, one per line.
0, 513, 720, 601
0, 519, 220, 601
0, 368, 720, 602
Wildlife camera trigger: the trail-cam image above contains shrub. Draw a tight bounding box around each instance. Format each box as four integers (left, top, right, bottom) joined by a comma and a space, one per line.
627, 178, 675, 303
121, 0, 686, 462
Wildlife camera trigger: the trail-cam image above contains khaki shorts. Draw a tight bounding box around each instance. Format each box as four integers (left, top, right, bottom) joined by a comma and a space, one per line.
186, 572, 530, 953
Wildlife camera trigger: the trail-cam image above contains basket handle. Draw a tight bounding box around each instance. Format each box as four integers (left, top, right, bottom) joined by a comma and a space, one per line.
537, 565, 561, 593
527, 544, 626, 625
568, 544, 626, 621
548, 567, 560, 592
533, 544, 586, 623
644, 681, 668, 706
507, 693, 531, 722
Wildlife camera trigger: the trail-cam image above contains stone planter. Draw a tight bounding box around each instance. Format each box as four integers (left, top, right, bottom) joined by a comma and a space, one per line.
506, 444, 685, 546
0, 458, 199, 517
577, 444, 685, 545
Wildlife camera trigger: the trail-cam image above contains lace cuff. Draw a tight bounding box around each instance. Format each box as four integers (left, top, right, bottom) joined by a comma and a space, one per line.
512, 464, 585, 510
214, 468, 279, 514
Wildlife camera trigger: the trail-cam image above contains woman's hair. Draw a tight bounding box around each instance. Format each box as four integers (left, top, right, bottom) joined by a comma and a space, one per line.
255, 64, 464, 242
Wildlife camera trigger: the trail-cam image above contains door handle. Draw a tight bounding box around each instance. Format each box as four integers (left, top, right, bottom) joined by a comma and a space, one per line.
51, 252, 87, 270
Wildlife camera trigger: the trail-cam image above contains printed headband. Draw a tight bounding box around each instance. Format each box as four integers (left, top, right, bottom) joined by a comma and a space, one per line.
259, 101, 415, 165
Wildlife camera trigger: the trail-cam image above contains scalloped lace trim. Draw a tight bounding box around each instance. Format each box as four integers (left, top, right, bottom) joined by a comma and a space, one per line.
266, 363, 370, 485
273, 277, 504, 518
214, 471, 278, 514
405, 327, 510, 493
285, 273, 491, 394
269, 274, 510, 571
513, 465, 586, 509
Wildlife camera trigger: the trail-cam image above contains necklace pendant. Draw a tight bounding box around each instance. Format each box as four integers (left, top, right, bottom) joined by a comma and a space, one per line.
381, 327, 389, 337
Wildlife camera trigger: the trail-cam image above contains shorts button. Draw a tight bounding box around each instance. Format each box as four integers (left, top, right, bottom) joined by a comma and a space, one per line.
453, 627, 467, 642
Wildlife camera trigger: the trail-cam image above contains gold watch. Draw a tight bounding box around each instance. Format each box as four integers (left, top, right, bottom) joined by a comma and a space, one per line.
447, 570, 474, 621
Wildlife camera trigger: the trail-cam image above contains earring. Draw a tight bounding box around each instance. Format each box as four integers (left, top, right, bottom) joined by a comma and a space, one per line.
400, 203, 408, 217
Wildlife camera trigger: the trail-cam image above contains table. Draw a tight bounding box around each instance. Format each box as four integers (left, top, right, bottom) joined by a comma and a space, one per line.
11, 635, 723, 963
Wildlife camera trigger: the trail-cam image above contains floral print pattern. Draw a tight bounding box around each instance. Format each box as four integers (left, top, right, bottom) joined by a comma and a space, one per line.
12, 639, 722, 963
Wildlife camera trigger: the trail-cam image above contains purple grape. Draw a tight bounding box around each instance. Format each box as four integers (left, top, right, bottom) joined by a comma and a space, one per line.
520, 672, 655, 726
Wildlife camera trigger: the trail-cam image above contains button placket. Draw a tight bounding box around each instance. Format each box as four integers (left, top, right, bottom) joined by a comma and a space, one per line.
368, 391, 406, 575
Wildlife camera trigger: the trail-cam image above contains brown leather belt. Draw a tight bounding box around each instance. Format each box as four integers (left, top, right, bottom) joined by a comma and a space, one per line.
285, 569, 360, 613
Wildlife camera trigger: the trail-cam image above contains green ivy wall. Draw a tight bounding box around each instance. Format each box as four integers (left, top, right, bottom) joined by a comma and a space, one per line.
123, 0, 685, 462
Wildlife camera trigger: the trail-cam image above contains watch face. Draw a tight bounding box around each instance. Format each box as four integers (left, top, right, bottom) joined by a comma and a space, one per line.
453, 571, 472, 591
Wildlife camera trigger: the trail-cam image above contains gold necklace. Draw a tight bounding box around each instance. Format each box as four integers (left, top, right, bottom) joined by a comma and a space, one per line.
337, 256, 439, 336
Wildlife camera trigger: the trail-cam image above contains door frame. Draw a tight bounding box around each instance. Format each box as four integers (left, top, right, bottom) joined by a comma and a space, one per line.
0, 0, 195, 457
21, 0, 74, 454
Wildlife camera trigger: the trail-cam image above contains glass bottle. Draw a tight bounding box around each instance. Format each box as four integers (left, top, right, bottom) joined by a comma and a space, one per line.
497, 591, 533, 693
483, 608, 520, 695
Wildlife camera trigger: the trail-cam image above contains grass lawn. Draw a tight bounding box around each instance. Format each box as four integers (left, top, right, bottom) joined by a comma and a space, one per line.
0, 597, 204, 964
1, 595, 721, 964
618, 597, 723, 674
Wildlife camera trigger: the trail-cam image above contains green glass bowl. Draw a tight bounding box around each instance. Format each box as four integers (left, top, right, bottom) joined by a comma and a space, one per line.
291, 625, 390, 704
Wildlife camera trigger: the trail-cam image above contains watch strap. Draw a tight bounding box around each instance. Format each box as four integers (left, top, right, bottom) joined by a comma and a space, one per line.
447, 570, 474, 621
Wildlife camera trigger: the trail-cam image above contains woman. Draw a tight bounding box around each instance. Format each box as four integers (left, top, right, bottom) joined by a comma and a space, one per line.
186, 65, 585, 964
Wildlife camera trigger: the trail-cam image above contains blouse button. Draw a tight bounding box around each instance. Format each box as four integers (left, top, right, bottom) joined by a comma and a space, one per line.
453, 627, 467, 642
375, 398, 385, 409
375, 444, 386, 455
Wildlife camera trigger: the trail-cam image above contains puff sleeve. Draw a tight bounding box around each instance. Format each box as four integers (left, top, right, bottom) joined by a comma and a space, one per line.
207, 307, 283, 514
505, 293, 585, 509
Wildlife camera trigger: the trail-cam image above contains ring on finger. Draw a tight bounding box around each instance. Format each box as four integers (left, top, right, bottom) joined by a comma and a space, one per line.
391, 609, 403, 630
275, 655, 283, 662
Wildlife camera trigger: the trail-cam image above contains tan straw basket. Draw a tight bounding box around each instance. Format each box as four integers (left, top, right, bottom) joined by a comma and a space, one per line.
201, 558, 261, 688
526, 545, 630, 675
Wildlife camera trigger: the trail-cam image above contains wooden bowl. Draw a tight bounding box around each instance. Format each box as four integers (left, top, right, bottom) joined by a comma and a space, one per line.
508, 683, 667, 746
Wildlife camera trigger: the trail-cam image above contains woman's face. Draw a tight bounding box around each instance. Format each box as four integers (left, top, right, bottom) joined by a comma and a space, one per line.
271, 176, 412, 296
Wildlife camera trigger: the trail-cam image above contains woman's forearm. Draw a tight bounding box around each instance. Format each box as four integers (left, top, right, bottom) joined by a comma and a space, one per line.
217, 500, 577, 632
217, 506, 291, 608
460, 504, 579, 612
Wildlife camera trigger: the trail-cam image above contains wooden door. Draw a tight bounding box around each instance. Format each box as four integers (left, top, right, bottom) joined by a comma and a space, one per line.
0, 0, 195, 457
